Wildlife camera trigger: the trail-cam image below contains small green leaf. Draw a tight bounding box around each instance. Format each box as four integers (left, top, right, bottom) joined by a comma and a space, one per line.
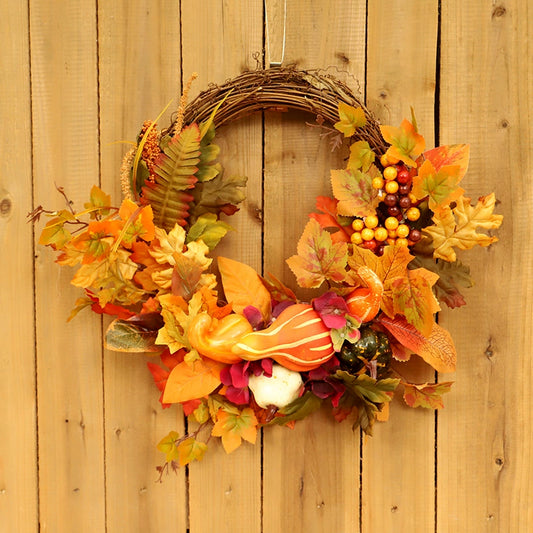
270, 392, 323, 425
186, 213, 233, 250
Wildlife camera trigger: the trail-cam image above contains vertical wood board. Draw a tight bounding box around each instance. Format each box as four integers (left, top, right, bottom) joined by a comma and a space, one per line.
0, 2, 38, 531
30, 1, 105, 531
180, 2, 263, 532
97, 2, 187, 531
438, 1, 533, 531
262, 1, 366, 532
363, 1, 439, 530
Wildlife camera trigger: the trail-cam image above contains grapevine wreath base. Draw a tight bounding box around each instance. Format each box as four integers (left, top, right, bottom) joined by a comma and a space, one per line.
33, 67, 502, 474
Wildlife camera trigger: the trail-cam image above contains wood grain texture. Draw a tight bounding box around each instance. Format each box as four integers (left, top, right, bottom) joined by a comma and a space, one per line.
30, 1, 105, 531
0, 2, 37, 531
363, 2, 439, 531
262, 2, 365, 532
2, 1, 532, 530
97, 2, 187, 531
438, 1, 533, 531
180, 2, 263, 532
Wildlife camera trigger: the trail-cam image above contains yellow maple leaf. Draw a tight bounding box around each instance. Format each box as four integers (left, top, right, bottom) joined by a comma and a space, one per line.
177, 437, 208, 466
425, 193, 503, 262
150, 224, 187, 264
156, 292, 203, 352
211, 407, 258, 454
334, 103, 367, 137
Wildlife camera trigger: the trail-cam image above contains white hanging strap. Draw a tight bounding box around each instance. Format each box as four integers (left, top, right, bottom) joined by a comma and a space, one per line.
264, 0, 287, 67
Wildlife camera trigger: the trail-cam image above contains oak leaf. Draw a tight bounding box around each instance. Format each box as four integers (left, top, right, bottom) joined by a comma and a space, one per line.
424, 193, 503, 262
218, 256, 272, 321
286, 218, 348, 289
211, 407, 258, 454
330, 168, 380, 217
378, 314, 456, 373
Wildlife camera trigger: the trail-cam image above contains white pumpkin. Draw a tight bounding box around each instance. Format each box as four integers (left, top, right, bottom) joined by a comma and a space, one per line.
248, 364, 303, 408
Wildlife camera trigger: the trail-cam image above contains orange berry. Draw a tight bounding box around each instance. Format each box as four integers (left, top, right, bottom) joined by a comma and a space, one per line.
386, 238, 396, 246
397, 224, 410, 238
387, 229, 397, 238
387, 154, 400, 165
396, 238, 409, 247
380, 154, 390, 167
385, 216, 399, 230
374, 227, 388, 241
352, 218, 365, 231
351, 231, 363, 244
385, 180, 399, 194
383, 166, 398, 181
361, 228, 375, 241
408, 193, 418, 204
364, 215, 379, 229
406, 207, 421, 221
372, 176, 384, 189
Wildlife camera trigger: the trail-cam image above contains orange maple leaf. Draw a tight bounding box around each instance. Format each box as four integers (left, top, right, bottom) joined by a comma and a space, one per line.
412, 159, 464, 213
380, 119, 426, 167
349, 244, 414, 317
211, 407, 258, 454
286, 218, 348, 289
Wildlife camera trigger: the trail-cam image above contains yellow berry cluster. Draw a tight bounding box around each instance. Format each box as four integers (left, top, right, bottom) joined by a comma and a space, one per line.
349, 153, 424, 255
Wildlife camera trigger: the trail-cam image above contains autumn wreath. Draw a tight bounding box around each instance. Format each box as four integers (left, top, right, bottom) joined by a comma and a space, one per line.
32, 67, 502, 475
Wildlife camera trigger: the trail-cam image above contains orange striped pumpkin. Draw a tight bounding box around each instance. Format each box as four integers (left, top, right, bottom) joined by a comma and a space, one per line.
232, 304, 334, 372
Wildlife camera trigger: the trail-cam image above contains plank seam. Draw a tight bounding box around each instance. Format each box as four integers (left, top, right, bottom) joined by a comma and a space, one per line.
27, 0, 40, 528
434, 3, 442, 531
94, 0, 108, 531
260, 5, 266, 532
178, 3, 191, 530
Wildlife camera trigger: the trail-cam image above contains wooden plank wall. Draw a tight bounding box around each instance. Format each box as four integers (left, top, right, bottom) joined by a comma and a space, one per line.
1, 0, 531, 531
